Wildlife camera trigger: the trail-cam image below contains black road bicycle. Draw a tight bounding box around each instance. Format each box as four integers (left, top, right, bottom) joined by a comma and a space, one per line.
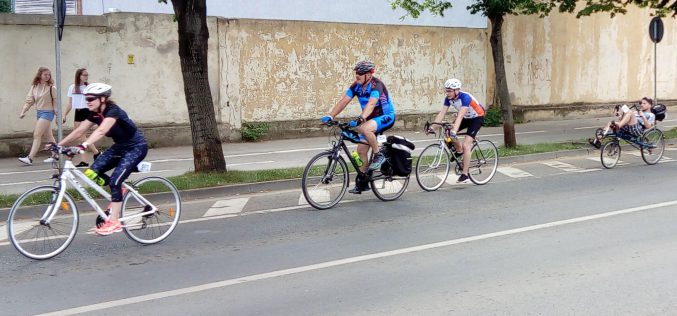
301, 120, 410, 210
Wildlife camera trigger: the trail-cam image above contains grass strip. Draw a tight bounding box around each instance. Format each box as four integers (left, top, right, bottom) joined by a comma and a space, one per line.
2, 127, 675, 209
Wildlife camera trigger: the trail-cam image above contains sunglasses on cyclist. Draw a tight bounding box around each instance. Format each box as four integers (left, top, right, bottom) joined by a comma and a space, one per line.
85, 96, 99, 102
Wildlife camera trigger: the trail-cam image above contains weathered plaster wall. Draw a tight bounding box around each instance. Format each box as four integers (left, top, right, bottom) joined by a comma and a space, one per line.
0, 15, 109, 135
0, 9, 675, 155
502, 7, 677, 108
221, 19, 487, 123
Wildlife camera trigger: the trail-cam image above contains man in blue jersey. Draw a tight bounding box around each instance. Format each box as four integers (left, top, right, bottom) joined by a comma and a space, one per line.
321, 61, 396, 194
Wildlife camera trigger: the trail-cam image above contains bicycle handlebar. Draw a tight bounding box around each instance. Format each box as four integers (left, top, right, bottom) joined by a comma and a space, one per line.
46, 143, 84, 157
323, 120, 352, 130
424, 121, 461, 139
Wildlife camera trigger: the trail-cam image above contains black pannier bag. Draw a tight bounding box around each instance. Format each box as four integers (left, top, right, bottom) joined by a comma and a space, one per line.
652, 103, 666, 121
382, 135, 415, 176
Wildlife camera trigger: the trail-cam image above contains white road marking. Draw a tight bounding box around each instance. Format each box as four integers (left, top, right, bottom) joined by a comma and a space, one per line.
203, 198, 249, 217
0, 180, 49, 187
0, 221, 44, 243
541, 161, 600, 173
36, 199, 677, 316
0, 200, 360, 247
586, 157, 629, 166
444, 175, 466, 185
299, 189, 330, 205
0, 170, 173, 188
0, 169, 54, 176
624, 152, 674, 163
574, 126, 600, 130
148, 158, 193, 163
228, 161, 275, 167
483, 130, 546, 137
497, 167, 533, 178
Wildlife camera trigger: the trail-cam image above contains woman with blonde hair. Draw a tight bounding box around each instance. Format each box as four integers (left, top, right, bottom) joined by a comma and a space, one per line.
18, 67, 58, 165
63, 68, 100, 166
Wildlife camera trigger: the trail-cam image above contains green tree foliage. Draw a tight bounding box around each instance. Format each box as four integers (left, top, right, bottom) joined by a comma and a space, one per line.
0, 0, 11, 13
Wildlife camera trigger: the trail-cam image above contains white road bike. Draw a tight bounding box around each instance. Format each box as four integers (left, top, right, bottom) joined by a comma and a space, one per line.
7, 146, 181, 260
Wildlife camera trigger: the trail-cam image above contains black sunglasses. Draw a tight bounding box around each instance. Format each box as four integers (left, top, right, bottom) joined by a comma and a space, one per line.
85, 96, 98, 102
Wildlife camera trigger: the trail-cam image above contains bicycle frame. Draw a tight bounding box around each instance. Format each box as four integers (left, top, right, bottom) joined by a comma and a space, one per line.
604, 128, 659, 150
324, 128, 391, 182
42, 160, 157, 225
426, 122, 473, 166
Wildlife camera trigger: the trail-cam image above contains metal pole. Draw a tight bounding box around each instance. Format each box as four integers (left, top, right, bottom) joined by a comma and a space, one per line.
54, 0, 64, 166
54, 2, 63, 142
654, 41, 657, 104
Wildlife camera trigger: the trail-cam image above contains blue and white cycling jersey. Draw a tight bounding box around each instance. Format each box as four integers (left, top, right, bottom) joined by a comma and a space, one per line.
345, 78, 396, 121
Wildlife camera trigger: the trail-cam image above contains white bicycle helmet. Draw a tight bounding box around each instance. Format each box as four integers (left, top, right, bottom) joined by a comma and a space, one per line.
83, 83, 112, 97
444, 78, 462, 90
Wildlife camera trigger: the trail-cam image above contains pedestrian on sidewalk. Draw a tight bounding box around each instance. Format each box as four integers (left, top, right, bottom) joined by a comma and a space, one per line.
18, 67, 58, 165
62, 68, 100, 167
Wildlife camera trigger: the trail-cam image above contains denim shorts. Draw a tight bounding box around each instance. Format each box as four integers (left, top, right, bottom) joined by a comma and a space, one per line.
36, 110, 55, 121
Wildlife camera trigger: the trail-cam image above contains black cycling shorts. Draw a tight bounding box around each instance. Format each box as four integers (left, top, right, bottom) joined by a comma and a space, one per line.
459, 116, 484, 139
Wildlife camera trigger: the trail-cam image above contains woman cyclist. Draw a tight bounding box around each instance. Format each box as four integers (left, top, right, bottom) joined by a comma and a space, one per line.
56, 83, 148, 235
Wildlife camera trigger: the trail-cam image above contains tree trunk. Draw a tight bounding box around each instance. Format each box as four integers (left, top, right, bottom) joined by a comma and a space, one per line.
489, 16, 517, 148
170, 0, 226, 171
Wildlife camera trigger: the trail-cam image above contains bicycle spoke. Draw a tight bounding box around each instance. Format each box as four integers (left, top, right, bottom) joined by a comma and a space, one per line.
8, 186, 78, 260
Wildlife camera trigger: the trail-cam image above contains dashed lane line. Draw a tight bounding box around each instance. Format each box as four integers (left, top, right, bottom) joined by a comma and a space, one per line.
541, 161, 600, 173
497, 167, 534, 178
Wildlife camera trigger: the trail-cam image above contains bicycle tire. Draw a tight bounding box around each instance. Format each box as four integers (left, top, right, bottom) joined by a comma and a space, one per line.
8, 186, 79, 260
640, 129, 664, 165
468, 140, 498, 185
301, 152, 349, 210
122, 176, 182, 244
415, 143, 451, 191
600, 141, 621, 169
371, 173, 410, 201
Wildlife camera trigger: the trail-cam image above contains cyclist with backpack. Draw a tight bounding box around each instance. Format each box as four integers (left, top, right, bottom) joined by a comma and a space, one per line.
321, 60, 396, 194
429, 78, 485, 184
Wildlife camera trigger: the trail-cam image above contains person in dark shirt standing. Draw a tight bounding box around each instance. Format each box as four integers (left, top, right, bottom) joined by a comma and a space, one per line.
56, 83, 148, 236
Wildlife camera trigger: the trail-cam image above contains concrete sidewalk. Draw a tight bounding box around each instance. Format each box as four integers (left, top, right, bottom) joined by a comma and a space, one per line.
1, 116, 675, 195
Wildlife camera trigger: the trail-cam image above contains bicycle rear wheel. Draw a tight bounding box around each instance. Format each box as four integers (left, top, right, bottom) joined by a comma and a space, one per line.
415, 143, 451, 191
301, 152, 349, 210
600, 141, 621, 169
640, 129, 664, 165
468, 140, 498, 185
122, 177, 181, 244
8, 186, 78, 260
371, 172, 410, 201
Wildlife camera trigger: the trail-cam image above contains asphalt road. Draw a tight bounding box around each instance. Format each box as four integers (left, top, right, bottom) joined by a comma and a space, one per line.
2, 152, 677, 315
2, 117, 676, 195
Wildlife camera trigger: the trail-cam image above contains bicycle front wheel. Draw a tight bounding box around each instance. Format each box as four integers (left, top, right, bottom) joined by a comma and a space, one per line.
8, 186, 78, 260
301, 152, 349, 210
641, 129, 664, 165
468, 140, 498, 185
600, 141, 621, 169
415, 143, 451, 191
122, 177, 181, 244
